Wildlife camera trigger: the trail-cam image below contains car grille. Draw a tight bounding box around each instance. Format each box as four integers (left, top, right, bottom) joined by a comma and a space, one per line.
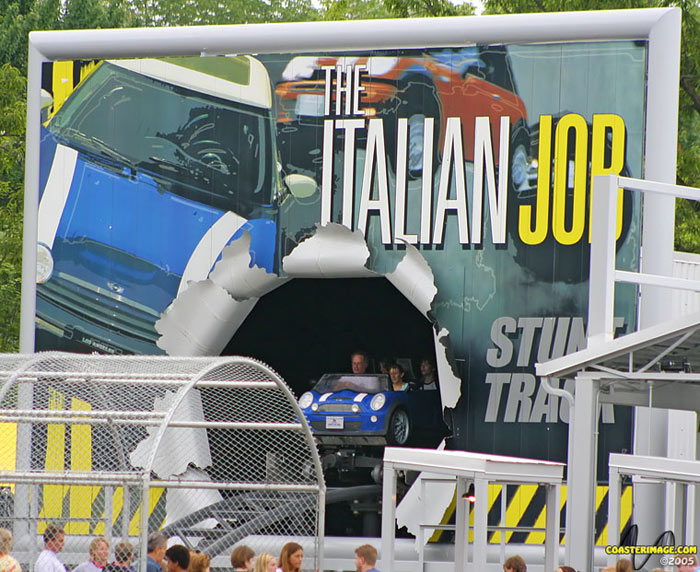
317, 403, 355, 413
38, 273, 161, 344
311, 420, 362, 431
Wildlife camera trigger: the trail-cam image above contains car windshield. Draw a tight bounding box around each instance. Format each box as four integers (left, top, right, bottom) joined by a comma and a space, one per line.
313, 374, 390, 394
48, 61, 274, 217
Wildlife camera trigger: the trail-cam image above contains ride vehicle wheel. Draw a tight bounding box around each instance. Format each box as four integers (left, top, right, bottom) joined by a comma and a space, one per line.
387, 408, 411, 446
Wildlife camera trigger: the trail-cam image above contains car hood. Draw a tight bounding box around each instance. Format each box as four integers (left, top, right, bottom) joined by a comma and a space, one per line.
38, 135, 275, 313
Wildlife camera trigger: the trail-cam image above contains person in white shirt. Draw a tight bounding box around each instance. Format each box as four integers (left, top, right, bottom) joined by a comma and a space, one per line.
35, 524, 66, 572
73, 537, 110, 572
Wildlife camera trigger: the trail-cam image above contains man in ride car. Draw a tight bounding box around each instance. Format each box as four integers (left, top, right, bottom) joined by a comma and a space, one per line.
351, 351, 370, 374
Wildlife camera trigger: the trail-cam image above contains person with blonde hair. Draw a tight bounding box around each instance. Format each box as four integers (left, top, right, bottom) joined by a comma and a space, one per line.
254, 553, 276, 572
187, 553, 209, 572
0, 528, 21, 572
74, 537, 110, 572
615, 559, 633, 572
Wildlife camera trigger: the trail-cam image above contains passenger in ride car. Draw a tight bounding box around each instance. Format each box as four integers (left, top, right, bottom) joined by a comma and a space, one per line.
417, 358, 438, 390
389, 364, 409, 391
377, 357, 394, 375
351, 351, 370, 374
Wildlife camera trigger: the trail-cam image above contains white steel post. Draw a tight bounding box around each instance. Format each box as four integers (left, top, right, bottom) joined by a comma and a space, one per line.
567, 375, 599, 572
380, 464, 396, 572
588, 174, 619, 347
138, 476, 150, 572
19, 41, 43, 353
636, 6, 681, 549
544, 483, 560, 572
455, 477, 467, 572
608, 466, 621, 567
16, 41, 43, 554
472, 477, 488, 571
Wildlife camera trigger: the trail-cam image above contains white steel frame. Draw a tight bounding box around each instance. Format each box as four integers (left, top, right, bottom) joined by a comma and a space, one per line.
20, 9, 681, 352
608, 453, 700, 567
380, 447, 563, 572
537, 174, 700, 571
19, 8, 682, 568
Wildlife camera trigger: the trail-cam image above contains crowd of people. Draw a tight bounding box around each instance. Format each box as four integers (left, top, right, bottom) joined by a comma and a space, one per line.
3, 524, 697, 572
8, 525, 381, 572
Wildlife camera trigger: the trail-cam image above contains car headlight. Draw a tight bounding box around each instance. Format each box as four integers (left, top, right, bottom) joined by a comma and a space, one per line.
370, 393, 386, 411
298, 392, 314, 409
351, 404, 360, 413
36, 243, 54, 284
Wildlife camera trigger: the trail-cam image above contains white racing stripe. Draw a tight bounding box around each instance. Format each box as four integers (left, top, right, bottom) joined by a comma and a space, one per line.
37, 144, 78, 249
177, 211, 248, 295
353, 393, 367, 402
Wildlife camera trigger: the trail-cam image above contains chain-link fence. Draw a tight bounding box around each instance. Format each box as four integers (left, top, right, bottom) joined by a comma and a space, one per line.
0, 353, 325, 571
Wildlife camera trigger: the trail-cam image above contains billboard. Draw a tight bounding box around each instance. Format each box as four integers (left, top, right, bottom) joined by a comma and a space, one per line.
24, 13, 680, 506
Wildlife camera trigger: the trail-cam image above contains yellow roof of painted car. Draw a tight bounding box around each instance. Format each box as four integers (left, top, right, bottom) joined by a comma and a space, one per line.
108, 55, 271, 109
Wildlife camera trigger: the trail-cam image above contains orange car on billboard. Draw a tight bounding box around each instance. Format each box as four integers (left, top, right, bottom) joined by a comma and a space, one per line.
274, 46, 530, 185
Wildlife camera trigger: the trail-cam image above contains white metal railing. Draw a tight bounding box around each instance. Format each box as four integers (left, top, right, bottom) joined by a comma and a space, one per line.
588, 174, 700, 347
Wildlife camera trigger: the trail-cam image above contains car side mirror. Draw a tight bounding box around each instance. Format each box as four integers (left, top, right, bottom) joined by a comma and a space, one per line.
40, 89, 53, 122
284, 173, 318, 199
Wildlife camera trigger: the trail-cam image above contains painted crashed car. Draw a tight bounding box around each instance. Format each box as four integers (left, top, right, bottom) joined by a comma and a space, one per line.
298, 373, 444, 447
36, 56, 310, 354
275, 46, 529, 181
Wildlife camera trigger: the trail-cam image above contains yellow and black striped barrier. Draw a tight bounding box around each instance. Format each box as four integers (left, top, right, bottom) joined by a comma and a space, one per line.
429, 482, 632, 545
1, 388, 166, 536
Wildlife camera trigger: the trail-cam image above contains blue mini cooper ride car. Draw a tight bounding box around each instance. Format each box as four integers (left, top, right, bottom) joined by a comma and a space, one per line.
298, 373, 444, 447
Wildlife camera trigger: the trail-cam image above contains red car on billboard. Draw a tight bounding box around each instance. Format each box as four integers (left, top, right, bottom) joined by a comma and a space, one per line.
274, 46, 530, 184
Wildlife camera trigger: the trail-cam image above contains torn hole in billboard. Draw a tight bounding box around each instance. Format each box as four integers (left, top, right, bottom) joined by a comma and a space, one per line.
155, 222, 462, 533
156, 231, 285, 356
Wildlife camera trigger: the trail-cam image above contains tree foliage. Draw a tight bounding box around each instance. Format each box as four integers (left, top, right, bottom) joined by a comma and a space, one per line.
0, 64, 26, 352
479, 0, 700, 253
